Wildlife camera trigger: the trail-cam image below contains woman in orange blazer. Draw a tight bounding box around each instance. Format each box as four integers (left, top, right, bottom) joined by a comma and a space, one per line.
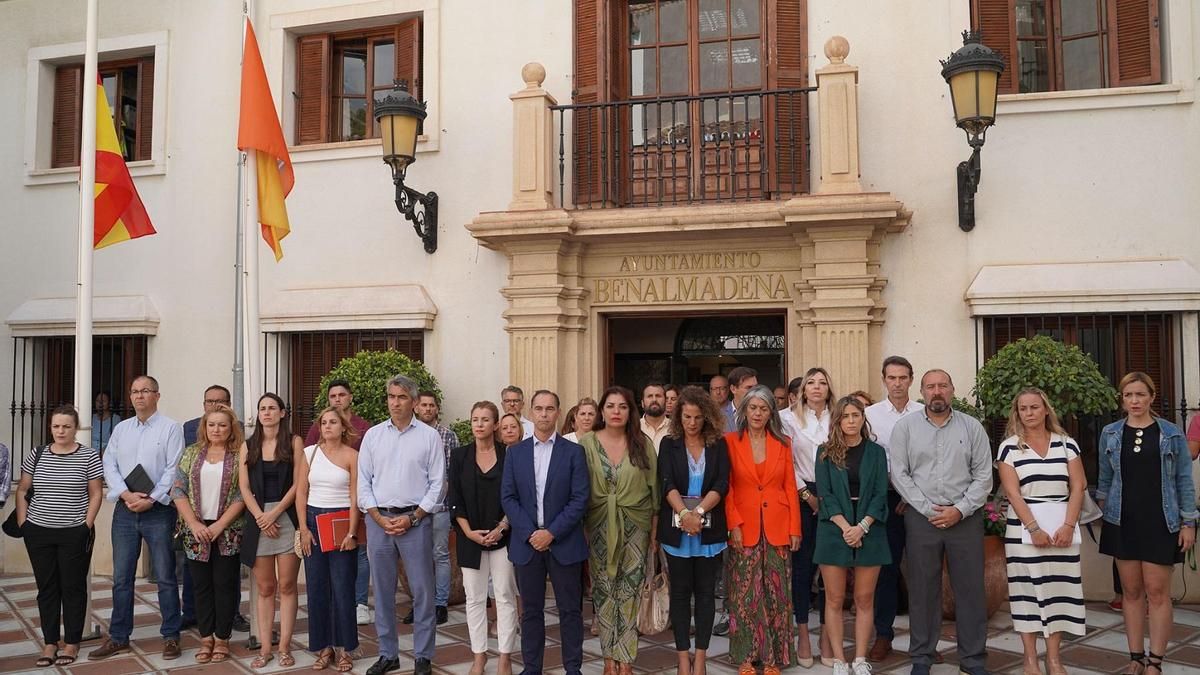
724, 385, 802, 675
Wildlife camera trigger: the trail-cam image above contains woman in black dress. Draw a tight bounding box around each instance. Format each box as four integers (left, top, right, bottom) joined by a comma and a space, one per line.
1097, 372, 1197, 675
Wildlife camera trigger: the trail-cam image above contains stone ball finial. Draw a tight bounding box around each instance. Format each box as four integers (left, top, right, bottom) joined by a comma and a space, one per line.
522, 62, 547, 88
824, 36, 850, 64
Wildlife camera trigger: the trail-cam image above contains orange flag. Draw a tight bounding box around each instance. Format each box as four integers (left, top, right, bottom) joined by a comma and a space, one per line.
94, 78, 156, 248
237, 18, 294, 261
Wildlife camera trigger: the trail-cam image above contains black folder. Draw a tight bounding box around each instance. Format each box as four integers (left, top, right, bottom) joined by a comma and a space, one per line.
124, 464, 156, 495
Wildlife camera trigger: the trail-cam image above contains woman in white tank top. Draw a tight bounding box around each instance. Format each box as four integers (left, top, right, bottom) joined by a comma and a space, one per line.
295, 407, 361, 672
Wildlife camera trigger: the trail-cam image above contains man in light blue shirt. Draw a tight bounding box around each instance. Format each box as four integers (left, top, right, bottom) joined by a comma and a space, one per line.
91, 375, 185, 661
358, 374, 444, 675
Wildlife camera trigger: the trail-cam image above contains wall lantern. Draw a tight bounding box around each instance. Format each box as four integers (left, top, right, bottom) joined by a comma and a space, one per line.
374, 80, 438, 253
940, 31, 1005, 232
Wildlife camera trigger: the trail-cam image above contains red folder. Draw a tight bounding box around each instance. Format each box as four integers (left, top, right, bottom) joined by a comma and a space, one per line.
314, 510, 367, 552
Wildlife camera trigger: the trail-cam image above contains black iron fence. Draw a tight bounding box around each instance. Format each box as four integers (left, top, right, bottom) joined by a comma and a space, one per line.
262, 329, 424, 438
552, 87, 815, 209
977, 311, 1198, 485
7, 335, 147, 481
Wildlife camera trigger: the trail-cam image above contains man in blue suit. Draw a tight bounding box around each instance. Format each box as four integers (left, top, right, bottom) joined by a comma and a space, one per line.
501, 389, 590, 675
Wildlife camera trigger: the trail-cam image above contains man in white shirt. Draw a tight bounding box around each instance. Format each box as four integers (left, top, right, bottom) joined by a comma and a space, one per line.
501, 385, 535, 440
639, 383, 670, 451
863, 356, 926, 663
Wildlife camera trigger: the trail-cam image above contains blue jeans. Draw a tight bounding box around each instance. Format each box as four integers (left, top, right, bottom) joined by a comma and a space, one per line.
355, 546, 370, 607
432, 510, 452, 607
111, 502, 181, 643
304, 506, 359, 652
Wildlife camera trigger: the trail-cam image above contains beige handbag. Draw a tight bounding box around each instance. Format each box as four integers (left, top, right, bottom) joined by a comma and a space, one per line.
636, 548, 670, 635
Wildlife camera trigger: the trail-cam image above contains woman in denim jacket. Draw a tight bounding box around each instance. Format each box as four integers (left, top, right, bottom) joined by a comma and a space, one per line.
1096, 372, 1197, 675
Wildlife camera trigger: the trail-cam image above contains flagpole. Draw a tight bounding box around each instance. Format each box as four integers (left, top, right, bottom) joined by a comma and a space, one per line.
232, 2, 248, 430
75, 0, 102, 642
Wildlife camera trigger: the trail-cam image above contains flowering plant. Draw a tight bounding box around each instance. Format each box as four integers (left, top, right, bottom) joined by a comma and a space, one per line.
982, 499, 1007, 537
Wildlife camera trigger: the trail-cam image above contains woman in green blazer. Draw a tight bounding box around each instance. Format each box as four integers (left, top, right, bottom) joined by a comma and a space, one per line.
813, 396, 891, 675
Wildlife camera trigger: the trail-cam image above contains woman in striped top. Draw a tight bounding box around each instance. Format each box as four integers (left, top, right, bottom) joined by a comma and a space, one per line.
997, 388, 1087, 675
15, 405, 103, 667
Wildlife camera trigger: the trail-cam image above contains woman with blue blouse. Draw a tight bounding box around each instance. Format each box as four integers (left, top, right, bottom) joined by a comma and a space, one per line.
658, 386, 730, 675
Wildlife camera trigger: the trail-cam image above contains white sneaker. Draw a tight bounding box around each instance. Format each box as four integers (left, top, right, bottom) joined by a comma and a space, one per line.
833, 660, 850, 675
852, 658, 872, 675
356, 604, 371, 625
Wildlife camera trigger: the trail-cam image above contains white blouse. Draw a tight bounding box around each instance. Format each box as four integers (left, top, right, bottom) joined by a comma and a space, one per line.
780, 405, 830, 490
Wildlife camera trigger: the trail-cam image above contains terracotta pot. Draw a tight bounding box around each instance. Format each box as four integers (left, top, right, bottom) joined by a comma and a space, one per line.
941, 535, 1006, 620
396, 529, 466, 606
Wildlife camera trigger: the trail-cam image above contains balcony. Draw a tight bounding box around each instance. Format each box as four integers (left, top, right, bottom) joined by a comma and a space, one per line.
553, 88, 814, 209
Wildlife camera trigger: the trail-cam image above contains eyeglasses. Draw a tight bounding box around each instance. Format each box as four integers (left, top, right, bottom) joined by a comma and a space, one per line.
204, 399, 230, 406
130, 388, 158, 396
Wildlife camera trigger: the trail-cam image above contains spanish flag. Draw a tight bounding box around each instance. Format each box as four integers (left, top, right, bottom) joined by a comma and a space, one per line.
237, 18, 293, 261
94, 78, 156, 248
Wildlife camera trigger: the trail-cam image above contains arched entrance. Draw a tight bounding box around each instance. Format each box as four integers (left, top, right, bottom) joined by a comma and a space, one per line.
607, 311, 786, 395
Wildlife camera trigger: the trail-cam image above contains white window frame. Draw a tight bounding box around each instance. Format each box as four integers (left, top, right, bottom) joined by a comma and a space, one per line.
23, 31, 169, 185
269, 0, 442, 164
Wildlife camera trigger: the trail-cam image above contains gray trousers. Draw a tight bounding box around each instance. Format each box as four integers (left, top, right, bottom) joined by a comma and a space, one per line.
367, 517, 436, 660
903, 508, 987, 670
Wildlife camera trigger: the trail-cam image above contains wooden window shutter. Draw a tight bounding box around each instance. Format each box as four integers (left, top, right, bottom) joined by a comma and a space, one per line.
572, 0, 605, 206
1107, 0, 1161, 87
295, 34, 331, 145
970, 0, 1018, 94
136, 57, 154, 161
1122, 316, 1171, 415
768, 0, 808, 195
394, 18, 422, 100
52, 65, 83, 168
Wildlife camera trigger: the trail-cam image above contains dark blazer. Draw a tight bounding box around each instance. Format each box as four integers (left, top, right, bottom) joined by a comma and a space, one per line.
239, 454, 298, 567
501, 434, 590, 566
657, 436, 730, 547
813, 439, 891, 567
448, 441, 509, 569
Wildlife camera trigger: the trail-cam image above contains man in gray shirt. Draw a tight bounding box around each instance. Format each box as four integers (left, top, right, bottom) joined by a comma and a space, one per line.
890, 369, 992, 675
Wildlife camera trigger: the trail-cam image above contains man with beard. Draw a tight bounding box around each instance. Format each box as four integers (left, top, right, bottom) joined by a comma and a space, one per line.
889, 369, 992, 675
639, 383, 670, 451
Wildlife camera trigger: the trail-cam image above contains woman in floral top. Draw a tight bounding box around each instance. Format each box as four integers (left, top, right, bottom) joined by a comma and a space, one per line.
170, 404, 245, 664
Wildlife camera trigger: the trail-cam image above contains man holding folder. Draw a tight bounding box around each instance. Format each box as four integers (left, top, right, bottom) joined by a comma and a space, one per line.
91, 375, 186, 660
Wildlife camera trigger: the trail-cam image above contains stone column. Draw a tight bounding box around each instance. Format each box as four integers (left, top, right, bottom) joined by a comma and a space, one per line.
816, 36, 862, 195
508, 63, 558, 211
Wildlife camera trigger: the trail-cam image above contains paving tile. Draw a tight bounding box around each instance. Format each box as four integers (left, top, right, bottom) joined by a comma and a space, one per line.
1059, 643, 1136, 672
67, 657, 159, 675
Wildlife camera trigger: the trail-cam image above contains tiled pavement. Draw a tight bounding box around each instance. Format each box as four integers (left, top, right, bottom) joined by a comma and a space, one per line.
1, 575, 1199, 674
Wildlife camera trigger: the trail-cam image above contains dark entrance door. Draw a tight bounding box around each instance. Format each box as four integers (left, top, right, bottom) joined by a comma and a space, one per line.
607, 310, 786, 397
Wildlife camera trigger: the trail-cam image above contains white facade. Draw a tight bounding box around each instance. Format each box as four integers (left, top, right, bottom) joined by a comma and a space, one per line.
2, 0, 1199, 588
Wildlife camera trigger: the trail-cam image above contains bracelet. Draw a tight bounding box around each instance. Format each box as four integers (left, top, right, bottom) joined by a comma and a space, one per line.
859, 519, 871, 534
799, 487, 812, 500
1024, 522, 1041, 533
677, 508, 691, 519
1183, 520, 1197, 529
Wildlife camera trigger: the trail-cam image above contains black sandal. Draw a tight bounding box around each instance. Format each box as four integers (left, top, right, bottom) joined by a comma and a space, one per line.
1145, 651, 1164, 674
35, 647, 57, 667
1122, 651, 1146, 675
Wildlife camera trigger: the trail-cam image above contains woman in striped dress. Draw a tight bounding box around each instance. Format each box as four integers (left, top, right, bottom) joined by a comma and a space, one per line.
997, 388, 1087, 675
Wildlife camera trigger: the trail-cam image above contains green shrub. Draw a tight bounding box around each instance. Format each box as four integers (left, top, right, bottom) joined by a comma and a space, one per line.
973, 335, 1117, 422
315, 350, 442, 425
450, 418, 473, 446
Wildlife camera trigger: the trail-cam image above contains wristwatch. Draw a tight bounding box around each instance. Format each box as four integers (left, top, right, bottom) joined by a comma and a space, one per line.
695, 506, 706, 517
409, 513, 423, 528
